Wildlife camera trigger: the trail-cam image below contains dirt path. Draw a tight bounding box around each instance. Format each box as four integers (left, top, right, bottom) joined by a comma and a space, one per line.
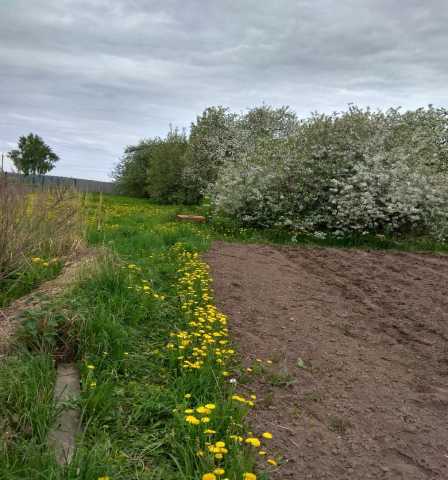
204, 241, 448, 480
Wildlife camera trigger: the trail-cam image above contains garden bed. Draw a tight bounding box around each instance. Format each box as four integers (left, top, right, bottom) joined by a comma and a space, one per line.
205, 241, 448, 480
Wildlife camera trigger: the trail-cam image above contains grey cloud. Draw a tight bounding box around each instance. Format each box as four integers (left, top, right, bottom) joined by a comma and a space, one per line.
1, 0, 447, 180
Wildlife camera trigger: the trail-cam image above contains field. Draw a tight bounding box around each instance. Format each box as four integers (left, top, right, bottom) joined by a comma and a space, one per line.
205, 242, 448, 479
1, 194, 448, 480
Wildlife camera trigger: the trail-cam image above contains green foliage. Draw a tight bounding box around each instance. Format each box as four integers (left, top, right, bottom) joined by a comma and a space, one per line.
8, 133, 59, 175
113, 128, 190, 203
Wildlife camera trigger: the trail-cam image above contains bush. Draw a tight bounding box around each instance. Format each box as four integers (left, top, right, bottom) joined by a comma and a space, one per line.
113, 128, 190, 203
210, 106, 448, 240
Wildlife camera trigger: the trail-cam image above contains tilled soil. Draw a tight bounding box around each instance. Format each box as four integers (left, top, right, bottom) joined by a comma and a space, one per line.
204, 241, 448, 480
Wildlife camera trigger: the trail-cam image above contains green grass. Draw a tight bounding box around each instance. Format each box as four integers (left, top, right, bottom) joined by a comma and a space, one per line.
0, 259, 64, 308
1, 195, 271, 480
205, 212, 448, 253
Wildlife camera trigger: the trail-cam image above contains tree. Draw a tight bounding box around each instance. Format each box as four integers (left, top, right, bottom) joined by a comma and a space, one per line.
8, 133, 59, 175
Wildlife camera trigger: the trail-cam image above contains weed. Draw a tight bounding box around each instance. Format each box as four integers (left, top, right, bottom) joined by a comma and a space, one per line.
328, 416, 351, 434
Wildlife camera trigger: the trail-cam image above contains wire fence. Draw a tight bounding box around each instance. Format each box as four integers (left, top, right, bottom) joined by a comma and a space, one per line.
1, 172, 116, 194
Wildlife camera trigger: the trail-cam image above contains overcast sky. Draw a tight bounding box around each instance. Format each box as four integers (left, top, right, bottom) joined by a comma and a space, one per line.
1, 0, 447, 181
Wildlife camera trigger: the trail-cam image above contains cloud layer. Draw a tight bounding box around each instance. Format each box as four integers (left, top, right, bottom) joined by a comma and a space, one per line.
1, 0, 447, 180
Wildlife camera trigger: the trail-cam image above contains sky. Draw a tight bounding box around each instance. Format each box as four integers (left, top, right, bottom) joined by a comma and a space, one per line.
1, 0, 447, 181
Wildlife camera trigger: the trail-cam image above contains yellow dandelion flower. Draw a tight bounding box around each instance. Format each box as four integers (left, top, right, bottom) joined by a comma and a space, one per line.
267, 459, 278, 466
185, 415, 200, 425
245, 437, 261, 448
243, 474, 256, 480
213, 468, 225, 476
202, 474, 216, 480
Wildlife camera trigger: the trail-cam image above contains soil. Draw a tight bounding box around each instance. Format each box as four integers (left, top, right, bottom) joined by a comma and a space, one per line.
204, 241, 448, 480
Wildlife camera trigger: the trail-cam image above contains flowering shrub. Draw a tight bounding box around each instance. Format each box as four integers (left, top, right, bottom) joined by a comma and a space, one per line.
210, 106, 448, 239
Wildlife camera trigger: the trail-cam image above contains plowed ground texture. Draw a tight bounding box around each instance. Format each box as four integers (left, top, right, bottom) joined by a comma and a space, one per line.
204, 241, 448, 480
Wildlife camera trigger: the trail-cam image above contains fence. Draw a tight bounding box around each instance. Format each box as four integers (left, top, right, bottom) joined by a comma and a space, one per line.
2, 172, 116, 194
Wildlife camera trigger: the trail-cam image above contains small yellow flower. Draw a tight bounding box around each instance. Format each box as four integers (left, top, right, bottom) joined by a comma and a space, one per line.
259, 450, 267, 456
185, 415, 200, 425
213, 468, 225, 476
204, 429, 216, 434
196, 406, 211, 414
262, 432, 273, 439
202, 474, 216, 480
267, 458, 278, 466
184, 393, 192, 398
201, 416, 210, 423
245, 437, 261, 448
205, 403, 216, 410
87, 365, 95, 370
243, 474, 256, 480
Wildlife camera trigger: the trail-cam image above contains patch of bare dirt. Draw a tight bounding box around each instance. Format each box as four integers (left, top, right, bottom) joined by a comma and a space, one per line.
204, 241, 448, 480
0, 248, 99, 356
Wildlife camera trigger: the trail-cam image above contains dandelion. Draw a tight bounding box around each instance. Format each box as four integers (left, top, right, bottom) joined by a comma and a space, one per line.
243, 474, 256, 480
267, 459, 278, 466
213, 468, 225, 476
245, 437, 261, 448
202, 474, 216, 480
185, 415, 200, 425
262, 432, 273, 439
196, 406, 211, 414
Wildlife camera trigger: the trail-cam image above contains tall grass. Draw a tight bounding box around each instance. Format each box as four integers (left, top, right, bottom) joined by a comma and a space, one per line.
0, 176, 84, 305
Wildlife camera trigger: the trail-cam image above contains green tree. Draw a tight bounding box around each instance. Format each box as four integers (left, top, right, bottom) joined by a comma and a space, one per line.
8, 133, 59, 175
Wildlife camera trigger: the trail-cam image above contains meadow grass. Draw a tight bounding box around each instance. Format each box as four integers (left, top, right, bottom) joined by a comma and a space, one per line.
0, 179, 84, 307
1, 195, 271, 480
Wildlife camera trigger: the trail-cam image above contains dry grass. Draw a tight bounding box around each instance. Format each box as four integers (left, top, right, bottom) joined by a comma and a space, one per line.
0, 176, 85, 294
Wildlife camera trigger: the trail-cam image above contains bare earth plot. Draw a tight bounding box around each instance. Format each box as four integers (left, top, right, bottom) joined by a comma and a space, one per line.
204, 241, 448, 480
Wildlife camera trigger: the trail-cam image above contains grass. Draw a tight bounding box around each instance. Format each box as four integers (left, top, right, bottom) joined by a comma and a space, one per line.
0, 178, 84, 307
1, 195, 274, 480
202, 208, 448, 254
